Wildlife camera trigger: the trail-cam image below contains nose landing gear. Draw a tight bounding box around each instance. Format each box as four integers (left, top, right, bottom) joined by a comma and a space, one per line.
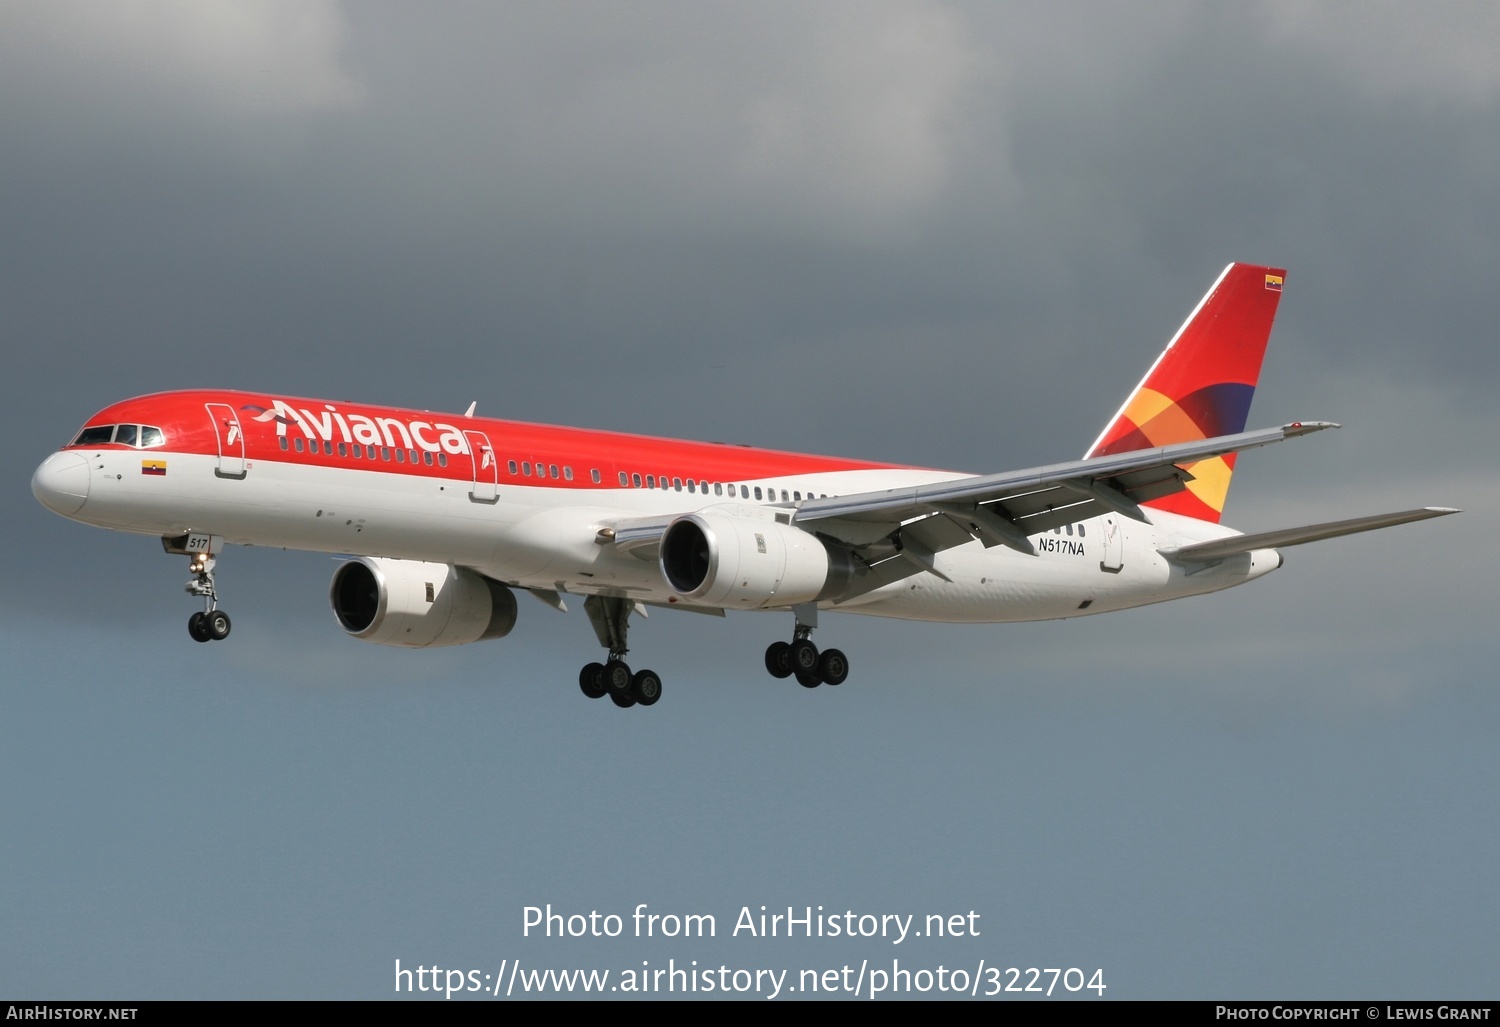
185, 552, 231, 642
165, 533, 231, 643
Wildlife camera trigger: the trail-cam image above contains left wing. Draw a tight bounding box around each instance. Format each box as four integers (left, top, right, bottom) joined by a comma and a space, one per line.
793, 421, 1336, 555
595, 421, 1334, 568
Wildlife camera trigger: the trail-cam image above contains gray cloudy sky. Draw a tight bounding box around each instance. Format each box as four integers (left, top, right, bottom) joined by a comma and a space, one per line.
3, 1, 1495, 1000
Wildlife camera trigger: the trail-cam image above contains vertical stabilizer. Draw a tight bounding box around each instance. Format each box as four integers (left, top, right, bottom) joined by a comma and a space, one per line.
1085, 263, 1285, 523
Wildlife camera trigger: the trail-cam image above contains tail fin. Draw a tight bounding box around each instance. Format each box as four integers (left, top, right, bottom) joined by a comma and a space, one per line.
1085, 263, 1286, 523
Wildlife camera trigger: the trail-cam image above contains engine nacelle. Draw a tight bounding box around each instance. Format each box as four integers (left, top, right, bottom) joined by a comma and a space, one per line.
330, 557, 518, 648
659, 509, 854, 609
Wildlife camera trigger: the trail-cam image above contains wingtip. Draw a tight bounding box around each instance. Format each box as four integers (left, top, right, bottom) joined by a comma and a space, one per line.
1283, 420, 1341, 436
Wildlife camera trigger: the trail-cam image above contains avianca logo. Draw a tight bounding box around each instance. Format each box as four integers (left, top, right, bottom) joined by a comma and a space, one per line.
244, 400, 473, 456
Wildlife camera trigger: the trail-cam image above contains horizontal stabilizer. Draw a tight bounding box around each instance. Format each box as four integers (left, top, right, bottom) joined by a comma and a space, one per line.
1161, 507, 1460, 562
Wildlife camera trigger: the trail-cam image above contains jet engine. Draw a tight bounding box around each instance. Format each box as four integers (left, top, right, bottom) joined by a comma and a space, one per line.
330, 557, 517, 647
659, 510, 855, 608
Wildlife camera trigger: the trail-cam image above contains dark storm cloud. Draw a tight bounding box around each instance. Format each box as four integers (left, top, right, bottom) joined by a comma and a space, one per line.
3, 2, 1497, 1001
2, 0, 1492, 671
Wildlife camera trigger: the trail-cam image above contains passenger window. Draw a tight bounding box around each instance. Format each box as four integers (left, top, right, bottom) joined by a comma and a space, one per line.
741, 485, 749, 499
550, 464, 559, 479
1066, 524, 1072, 536
438, 454, 448, 467
1078, 524, 1086, 537
327, 441, 336, 455
351, 445, 361, 460
687, 480, 695, 493
673, 478, 682, 491
139, 425, 164, 448
381, 448, 390, 461
754, 486, 763, 500
424, 452, 433, 466
618, 472, 628, 486
523, 462, 532, 476
564, 467, 573, 481
591, 469, 601, 483
395, 449, 405, 463
714, 483, 723, 496
408, 449, 417, 463
338, 442, 347, 457
781, 489, 788, 501
646, 475, 655, 488
508, 460, 518, 475
794, 491, 801, 501
295, 438, 305, 452
279, 437, 289, 451
366, 446, 377, 459
632, 473, 642, 488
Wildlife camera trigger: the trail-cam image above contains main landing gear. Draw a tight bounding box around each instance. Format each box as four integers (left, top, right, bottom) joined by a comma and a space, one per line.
764, 614, 848, 689
578, 595, 662, 709
184, 551, 231, 643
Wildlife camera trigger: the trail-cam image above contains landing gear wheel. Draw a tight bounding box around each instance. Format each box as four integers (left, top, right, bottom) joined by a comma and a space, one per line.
204, 610, 231, 641
603, 659, 633, 695
609, 688, 637, 708
188, 612, 210, 643
764, 641, 793, 679
579, 662, 607, 699
631, 669, 662, 706
790, 638, 819, 675
817, 648, 848, 686
795, 668, 822, 688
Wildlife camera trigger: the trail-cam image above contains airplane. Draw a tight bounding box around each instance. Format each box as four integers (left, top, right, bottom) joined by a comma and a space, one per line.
31, 263, 1456, 708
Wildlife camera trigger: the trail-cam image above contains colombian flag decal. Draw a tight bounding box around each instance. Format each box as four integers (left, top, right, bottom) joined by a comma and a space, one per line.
141, 460, 167, 476
1264, 274, 1283, 291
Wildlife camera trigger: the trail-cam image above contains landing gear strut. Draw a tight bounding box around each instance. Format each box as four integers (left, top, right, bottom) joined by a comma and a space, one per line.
578, 595, 662, 709
764, 609, 848, 688
184, 550, 231, 643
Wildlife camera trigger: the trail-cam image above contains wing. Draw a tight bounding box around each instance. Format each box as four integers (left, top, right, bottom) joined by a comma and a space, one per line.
595, 421, 1336, 582
793, 421, 1337, 556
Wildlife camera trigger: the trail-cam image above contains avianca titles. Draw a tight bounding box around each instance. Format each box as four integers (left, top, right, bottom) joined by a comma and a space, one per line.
32, 264, 1457, 708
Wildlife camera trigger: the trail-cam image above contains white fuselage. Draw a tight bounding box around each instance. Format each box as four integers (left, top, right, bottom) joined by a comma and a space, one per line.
41, 444, 1280, 625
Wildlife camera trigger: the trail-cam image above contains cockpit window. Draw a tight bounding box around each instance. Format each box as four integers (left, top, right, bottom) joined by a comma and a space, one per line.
70, 424, 166, 448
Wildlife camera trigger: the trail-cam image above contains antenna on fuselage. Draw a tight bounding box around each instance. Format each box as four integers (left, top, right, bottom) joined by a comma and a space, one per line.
464, 401, 476, 418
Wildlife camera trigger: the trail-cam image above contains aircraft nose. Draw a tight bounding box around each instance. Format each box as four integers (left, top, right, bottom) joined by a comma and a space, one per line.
32, 451, 90, 516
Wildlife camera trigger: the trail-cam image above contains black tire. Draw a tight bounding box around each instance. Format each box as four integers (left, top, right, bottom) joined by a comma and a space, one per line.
764, 641, 793, 678
790, 638, 819, 674
795, 668, 822, 688
631, 669, 662, 706
188, 612, 210, 643
205, 610, 231, 641
579, 662, 607, 699
817, 648, 849, 686
609, 688, 637, 708
603, 659, 633, 694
